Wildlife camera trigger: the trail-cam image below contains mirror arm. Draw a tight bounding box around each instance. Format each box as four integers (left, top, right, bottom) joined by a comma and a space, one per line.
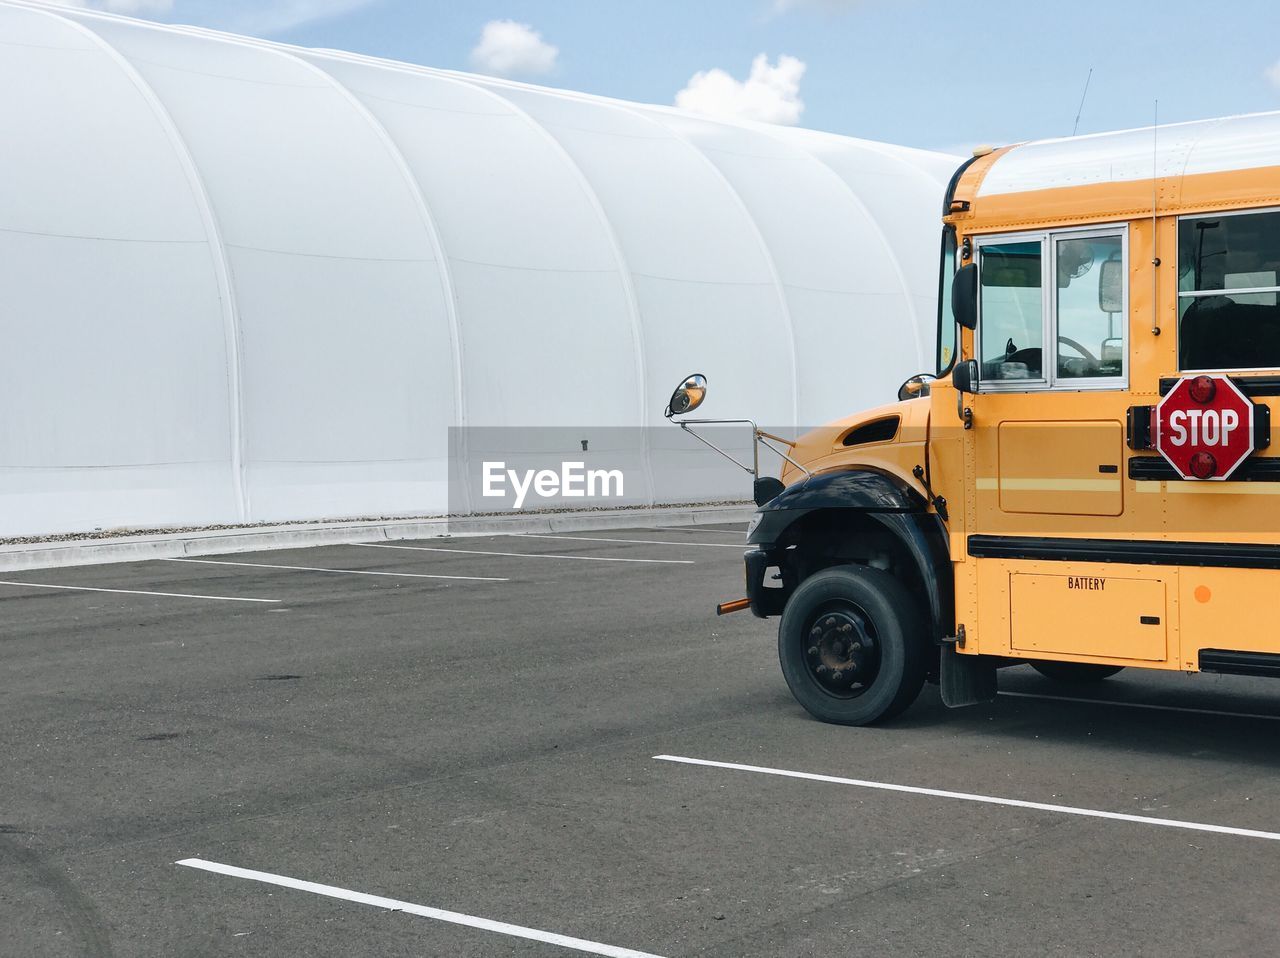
955, 387, 974, 430
755, 428, 796, 447
676, 419, 758, 476
757, 433, 812, 479
673, 419, 813, 480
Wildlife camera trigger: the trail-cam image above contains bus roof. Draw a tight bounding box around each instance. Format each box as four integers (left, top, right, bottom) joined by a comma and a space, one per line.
951, 110, 1280, 231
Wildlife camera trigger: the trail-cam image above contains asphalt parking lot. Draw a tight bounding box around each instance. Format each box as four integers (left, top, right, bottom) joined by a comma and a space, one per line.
4, 523, 1280, 957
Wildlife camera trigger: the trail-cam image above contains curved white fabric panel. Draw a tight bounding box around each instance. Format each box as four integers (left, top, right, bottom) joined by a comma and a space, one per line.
0, 0, 957, 536
0, 3, 237, 535
781, 128, 961, 378
79, 17, 458, 522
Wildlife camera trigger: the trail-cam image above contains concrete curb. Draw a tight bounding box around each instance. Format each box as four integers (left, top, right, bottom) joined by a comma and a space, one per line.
0, 504, 754, 572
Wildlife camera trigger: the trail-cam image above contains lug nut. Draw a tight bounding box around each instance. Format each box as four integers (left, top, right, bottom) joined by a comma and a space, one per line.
807, 646, 819, 656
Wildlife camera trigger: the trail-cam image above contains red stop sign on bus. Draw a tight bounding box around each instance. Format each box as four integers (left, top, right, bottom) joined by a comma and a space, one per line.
1154, 375, 1255, 480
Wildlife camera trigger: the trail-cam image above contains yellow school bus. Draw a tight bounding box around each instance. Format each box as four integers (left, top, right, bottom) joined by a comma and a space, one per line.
668, 110, 1280, 724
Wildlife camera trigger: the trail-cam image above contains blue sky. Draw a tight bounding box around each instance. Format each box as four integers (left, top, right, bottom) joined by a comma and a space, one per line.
73, 0, 1280, 153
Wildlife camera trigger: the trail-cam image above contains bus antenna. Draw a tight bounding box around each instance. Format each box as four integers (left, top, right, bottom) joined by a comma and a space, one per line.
1151, 99, 1161, 336
1071, 68, 1093, 136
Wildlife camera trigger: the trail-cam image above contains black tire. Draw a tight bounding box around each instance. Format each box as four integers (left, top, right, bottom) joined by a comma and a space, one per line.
777, 565, 926, 726
1030, 661, 1125, 683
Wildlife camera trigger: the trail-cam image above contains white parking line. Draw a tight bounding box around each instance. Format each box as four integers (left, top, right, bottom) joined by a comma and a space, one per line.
1000, 690, 1280, 722
652, 526, 744, 537
176, 859, 666, 958
159, 557, 507, 582
512, 534, 742, 549
350, 542, 693, 565
655, 755, 1280, 842
0, 580, 279, 604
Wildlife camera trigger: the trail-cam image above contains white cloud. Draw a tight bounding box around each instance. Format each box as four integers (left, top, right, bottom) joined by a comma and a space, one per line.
675, 54, 806, 126
470, 20, 559, 77
1267, 61, 1280, 90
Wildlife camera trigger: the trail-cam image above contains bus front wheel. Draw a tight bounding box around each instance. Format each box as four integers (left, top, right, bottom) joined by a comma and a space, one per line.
1030, 661, 1125, 683
777, 565, 926, 726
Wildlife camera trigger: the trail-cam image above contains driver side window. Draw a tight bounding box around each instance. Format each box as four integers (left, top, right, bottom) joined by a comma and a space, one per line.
979, 240, 1045, 383
977, 228, 1127, 391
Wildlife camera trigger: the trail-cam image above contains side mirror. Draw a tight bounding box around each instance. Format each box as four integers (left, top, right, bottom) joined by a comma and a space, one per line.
1099, 258, 1123, 314
897, 373, 936, 402
952, 359, 979, 394
665, 373, 708, 418
952, 262, 978, 330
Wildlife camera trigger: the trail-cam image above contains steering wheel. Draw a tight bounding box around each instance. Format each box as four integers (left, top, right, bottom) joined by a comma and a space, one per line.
1058, 335, 1098, 362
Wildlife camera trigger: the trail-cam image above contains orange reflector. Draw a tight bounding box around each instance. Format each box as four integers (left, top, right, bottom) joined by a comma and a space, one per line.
716, 598, 751, 616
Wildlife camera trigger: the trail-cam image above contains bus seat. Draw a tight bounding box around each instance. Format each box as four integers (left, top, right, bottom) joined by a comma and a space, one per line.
1179, 297, 1280, 370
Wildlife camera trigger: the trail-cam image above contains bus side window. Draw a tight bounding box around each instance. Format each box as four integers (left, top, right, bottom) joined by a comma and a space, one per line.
1055, 234, 1125, 381
978, 239, 1045, 384
1178, 210, 1280, 371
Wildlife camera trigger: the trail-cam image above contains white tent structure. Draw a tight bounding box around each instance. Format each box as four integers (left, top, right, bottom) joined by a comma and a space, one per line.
0, 0, 958, 538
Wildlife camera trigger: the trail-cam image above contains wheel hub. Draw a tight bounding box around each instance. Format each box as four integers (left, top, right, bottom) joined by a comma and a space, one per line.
805, 607, 880, 695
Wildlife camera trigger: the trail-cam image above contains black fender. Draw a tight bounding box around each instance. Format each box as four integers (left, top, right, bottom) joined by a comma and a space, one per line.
745, 469, 953, 641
